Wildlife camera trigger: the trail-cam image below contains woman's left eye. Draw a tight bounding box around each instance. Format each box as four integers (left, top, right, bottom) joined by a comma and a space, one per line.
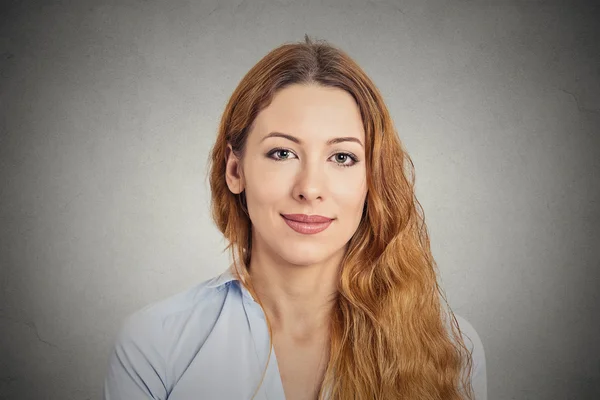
330, 152, 358, 167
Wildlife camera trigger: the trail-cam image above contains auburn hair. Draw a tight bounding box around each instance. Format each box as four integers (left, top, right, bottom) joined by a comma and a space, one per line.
207, 35, 474, 400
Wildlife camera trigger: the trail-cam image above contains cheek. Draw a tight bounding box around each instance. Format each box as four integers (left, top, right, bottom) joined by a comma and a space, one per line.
331, 171, 367, 208
245, 161, 291, 206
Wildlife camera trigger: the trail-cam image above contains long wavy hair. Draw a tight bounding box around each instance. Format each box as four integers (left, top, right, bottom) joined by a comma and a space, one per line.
208, 35, 474, 400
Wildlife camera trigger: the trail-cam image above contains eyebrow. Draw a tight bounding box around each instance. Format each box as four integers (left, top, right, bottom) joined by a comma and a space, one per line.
260, 131, 364, 148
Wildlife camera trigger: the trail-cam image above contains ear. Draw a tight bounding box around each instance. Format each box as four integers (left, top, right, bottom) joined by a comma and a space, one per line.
225, 143, 245, 195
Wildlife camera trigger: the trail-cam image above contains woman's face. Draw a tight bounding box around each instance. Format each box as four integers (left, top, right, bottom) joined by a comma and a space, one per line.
226, 83, 368, 267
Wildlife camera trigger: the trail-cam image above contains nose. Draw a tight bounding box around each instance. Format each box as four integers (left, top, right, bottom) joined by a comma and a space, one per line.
292, 159, 325, 203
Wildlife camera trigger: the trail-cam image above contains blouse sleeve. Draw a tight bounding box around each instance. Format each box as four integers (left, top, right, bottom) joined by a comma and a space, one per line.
103, 311, 168, 400
454, 314, 487, 400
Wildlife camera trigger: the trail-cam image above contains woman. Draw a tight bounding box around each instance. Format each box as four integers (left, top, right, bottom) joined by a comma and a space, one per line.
104, 36, 486, 400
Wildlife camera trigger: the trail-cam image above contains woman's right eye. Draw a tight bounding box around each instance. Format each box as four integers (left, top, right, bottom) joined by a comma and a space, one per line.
267, 148, 295, 160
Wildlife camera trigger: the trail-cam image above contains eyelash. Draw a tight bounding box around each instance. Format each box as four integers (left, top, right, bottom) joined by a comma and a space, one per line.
266, 147, 360, 168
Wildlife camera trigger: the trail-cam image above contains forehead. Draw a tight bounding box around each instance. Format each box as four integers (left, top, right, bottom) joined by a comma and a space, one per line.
251, 84, 365, 142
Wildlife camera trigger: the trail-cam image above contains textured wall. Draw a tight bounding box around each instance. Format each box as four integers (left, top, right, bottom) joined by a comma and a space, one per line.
1, 0, 599, 399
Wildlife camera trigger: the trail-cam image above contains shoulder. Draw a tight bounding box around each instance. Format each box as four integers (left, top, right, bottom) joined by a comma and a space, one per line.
105, 270, 236, 397
452, 314, 486, 368
116, 271, 232, 350
452, 314, 487, 400
104, 274, 236, 400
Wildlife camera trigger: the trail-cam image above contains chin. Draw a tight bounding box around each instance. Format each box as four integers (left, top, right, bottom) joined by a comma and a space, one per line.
278, 251, 323, 267
275, 242, 340, 267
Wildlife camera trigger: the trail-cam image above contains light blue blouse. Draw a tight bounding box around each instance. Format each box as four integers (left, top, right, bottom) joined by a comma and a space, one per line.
103, 265, 487, 399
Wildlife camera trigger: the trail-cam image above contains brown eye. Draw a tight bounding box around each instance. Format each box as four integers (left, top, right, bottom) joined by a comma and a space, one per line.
330, 152, 358, 167
334, 154, 348, 163
277, 150, 290, 159
267, 148, 297, 161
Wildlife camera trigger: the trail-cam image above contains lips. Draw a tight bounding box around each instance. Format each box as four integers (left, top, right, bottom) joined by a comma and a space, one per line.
281, 214, 333, 223
281, 214, 333, 234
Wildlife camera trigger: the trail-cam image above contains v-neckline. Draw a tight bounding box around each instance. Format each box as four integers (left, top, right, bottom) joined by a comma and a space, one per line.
237, 277, 329, 400
241, 288, 287, 400
268, 343, 287, 400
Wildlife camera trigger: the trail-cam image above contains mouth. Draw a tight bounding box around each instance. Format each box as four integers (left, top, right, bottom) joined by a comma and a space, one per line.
281, 214, 334, 235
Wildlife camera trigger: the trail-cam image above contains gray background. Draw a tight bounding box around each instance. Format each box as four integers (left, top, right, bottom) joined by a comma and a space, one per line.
1, 0, 599, 399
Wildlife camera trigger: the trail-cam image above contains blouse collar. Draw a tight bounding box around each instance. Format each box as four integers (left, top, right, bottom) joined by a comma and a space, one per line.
206, 264, 258, 304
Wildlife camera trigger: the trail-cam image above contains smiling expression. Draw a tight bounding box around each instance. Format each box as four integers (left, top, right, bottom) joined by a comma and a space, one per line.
226, 83, 368, 267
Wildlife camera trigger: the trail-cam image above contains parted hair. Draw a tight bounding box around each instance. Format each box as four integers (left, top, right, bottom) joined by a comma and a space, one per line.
207, 35, 474, 400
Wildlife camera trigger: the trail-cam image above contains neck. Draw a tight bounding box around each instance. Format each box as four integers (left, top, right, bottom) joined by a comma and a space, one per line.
248, 246, 343, 341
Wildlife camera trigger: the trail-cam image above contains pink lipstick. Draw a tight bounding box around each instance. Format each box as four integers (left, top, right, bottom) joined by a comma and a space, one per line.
281, 214, 333, 235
